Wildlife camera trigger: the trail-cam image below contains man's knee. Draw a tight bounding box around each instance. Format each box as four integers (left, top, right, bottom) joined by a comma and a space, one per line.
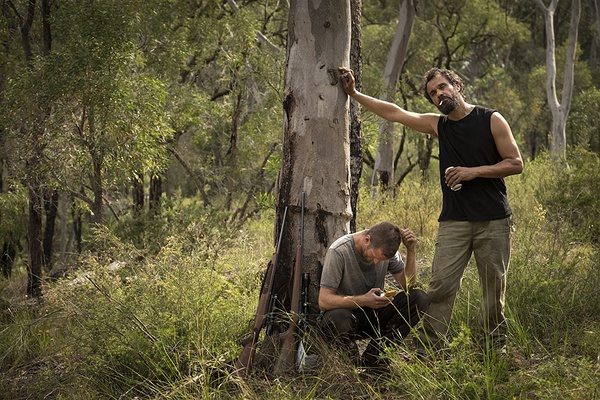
320, 309, 357, 337
426, 278, 460, 304
408, 288, 430, 315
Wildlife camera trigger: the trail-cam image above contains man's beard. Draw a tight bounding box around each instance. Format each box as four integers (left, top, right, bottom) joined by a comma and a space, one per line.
437, 95, 458, 115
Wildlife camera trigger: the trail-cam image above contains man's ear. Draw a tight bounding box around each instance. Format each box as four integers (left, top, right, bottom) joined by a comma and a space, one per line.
363, 234, 371, 246
456, 83, 464, 97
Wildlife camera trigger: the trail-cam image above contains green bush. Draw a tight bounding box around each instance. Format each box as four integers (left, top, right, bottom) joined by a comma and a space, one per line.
3, 208, 270, 398
506, 147, 599, 358
533, 146, 600, 244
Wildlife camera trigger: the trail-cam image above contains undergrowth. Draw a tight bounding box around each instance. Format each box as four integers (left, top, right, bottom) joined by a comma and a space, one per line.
0, 147, 598, 399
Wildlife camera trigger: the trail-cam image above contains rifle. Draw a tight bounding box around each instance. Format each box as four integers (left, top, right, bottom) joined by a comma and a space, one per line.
234, 207, 288, 378
273, 192, 305, 375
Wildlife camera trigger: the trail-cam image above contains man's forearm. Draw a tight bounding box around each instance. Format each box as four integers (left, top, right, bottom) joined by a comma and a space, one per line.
349, 91, 403, 122
404, 248, 417, 287
471, 158, 523, 179
349, 91, 438, 135
319, 293, 362, 311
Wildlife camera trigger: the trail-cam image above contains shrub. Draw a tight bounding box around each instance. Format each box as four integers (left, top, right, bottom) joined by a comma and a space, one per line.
506, 147, 599, 358
23, 208, 271, 398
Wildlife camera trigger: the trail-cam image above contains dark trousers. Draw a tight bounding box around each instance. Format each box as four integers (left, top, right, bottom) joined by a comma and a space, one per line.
320, 289, 430, 360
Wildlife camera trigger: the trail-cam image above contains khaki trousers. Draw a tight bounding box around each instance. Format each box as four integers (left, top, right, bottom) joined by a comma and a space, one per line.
417, 217, 512, 350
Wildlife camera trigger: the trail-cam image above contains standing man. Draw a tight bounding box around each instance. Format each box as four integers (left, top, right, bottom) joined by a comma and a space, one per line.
319, 221, 429, 368
338, 67, 523, 355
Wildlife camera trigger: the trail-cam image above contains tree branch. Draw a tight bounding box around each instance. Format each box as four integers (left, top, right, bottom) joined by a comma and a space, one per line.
232, 142, 278, 222
166, 146, 211, 207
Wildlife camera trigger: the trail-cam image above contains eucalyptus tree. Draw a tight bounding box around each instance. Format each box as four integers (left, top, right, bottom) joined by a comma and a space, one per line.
0, 0, 19, 278
349, 0, 363, 232
0, 181, 26, 279
371, 0, 416, 192
273, 0, 353, 327
535, 0, 581, 158
568, 87, 600, 151
47, 1, 171, 226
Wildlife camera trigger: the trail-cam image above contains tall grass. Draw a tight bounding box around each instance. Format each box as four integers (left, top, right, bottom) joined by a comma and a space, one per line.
0, 147, 598, 399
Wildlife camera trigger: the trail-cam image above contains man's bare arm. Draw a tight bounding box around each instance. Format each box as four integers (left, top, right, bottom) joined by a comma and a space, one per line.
444, 112, 523, 188
339, 66, 439, 136
392, 229, 417, 291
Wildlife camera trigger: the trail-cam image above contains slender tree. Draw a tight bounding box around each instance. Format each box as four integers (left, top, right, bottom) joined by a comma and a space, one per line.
349, 0, 363, 232
535, 0, 581, 158
371, 0, 416, 192
4, 0, 54, 297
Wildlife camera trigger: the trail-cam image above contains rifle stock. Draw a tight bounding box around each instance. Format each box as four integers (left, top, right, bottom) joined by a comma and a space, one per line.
273, 243, 303, 374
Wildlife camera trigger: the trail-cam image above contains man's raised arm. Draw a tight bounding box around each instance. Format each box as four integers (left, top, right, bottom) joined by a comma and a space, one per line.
338, 66, 439, 136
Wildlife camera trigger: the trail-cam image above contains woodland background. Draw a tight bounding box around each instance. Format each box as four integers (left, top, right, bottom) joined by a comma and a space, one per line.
0, 0, 599, 399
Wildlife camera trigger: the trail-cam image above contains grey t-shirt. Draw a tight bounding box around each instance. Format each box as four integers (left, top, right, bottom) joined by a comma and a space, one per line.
320, 233, 405, 296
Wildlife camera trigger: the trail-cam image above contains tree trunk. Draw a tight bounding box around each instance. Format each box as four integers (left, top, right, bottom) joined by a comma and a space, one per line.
372, 121, 394, 191
276, 0, 352, 316
43, 189, 58, 272
167, 146, 211, 207
225, 92, 242, 212
27, 182, 44, 297
0, 156, 7, 279
418, 134, 434, 180
1, 242, 16, 279
91, 159, 104, 225
536, 0, 581, 158
349, 0, 363, 233
72, 196, 83, 255
18, 0, 52, 297
149, 173, 162, 213
371, 0, 416, 192
58, 192, 69, 266
133, 174, 144, 211
87, 110, 104, 225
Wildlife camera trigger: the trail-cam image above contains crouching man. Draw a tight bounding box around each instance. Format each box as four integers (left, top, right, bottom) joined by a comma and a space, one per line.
318, 221, 430, 369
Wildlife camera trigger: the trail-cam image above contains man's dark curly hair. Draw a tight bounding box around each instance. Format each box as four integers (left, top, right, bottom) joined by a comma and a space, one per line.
421, 68, 466, 104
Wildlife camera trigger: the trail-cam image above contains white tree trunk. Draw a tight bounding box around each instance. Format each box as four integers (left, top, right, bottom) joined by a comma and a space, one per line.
372, 0, 416, 191
535, 0, 581, 158
276, 0, 352, 312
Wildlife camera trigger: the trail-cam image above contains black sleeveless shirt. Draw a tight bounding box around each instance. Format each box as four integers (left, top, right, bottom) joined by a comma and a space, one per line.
437, 106, 511, 222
